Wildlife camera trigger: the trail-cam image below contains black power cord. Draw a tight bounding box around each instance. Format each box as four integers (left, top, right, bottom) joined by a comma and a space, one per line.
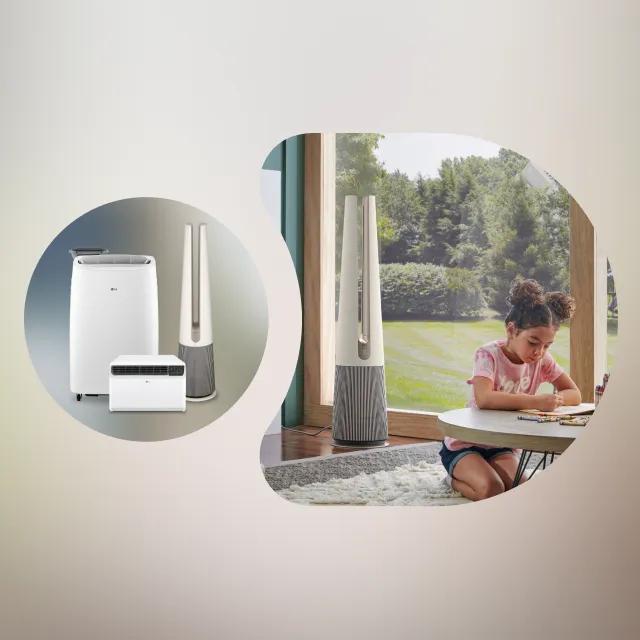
281, 425, 332, 437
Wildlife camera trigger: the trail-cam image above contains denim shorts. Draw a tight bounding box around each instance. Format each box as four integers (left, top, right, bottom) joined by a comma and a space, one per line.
439, 444, 515, 477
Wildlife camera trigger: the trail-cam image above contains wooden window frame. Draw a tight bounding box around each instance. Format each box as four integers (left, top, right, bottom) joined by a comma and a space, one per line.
569, 199, 608, 402
303, 133, 603, 438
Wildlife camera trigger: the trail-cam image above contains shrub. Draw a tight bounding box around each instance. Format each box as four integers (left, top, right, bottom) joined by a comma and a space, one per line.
379, 263, 486, 319
444, 267, 487, 319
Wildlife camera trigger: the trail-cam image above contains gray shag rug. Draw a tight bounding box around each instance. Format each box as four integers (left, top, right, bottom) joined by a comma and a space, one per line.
263, 442, 443, 492
277, 461, 467, 505
263, 443, 547, 506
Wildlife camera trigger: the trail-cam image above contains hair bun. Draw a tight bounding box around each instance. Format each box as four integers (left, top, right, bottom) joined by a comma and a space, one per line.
545, 291, 576, 322
507, 278, 545, 308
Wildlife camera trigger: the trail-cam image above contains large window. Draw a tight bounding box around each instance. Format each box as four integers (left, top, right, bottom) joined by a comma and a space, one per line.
303, 133, 616, 438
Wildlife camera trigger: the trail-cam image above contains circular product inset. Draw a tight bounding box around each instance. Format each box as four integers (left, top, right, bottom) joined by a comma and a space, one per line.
24, 197, 268, 441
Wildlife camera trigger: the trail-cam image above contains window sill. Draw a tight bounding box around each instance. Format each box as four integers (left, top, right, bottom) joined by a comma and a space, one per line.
304, 402, 444, 440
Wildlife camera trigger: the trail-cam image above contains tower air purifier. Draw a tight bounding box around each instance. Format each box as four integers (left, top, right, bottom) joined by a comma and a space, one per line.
178, 223, 217, 401
109, 355, 186, 412
332, 196, 388, 447
69, 252, 159, 400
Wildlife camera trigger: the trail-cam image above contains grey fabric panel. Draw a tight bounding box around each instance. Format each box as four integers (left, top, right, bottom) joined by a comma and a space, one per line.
178, 342, 216, 399
332, 365, 388, 443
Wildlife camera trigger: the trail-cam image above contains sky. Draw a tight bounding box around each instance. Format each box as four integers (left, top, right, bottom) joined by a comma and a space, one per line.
374, 133, 501, 179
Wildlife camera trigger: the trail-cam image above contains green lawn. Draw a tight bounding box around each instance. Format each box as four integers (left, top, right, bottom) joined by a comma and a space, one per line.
383, 319, 617, 413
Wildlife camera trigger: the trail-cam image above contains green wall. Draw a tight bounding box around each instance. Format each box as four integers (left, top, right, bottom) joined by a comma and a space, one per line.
263, 136, 304, 427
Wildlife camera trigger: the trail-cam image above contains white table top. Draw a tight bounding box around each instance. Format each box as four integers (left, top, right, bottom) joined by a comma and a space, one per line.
437, 407, 591, 453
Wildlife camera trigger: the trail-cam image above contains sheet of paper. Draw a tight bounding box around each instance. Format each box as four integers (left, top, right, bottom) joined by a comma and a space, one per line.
519, 402, 595, 416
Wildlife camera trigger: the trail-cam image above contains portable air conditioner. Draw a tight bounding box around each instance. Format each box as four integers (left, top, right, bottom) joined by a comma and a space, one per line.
69, 253, 159, 400
109, 355, 186, 412
332, 196, 388, 447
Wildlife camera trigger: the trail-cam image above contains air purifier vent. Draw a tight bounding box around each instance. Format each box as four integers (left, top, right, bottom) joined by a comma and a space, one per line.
111, 365, 184, 376
77, 255, 151, 265
333, 365, 387, 444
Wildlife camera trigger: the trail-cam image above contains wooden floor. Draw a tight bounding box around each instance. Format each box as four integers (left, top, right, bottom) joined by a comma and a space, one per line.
260, 425, 431, 466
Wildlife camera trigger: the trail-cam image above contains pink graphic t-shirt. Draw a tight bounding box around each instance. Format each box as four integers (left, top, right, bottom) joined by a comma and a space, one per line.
443, 339, 564, 451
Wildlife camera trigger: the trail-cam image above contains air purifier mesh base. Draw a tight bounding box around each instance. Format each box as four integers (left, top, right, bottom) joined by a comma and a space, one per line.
332, 365, 388, 443
178, 342, 216, 400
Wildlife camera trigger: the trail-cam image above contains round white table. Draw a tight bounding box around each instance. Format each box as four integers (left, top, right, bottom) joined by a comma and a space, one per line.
437, 407, 590, 486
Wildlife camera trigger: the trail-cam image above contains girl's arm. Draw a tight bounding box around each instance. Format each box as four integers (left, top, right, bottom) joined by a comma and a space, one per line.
472, 376, 561, 411
552, 372, 582, 406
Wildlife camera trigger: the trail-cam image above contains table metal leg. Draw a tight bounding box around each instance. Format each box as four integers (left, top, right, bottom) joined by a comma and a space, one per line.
530, 453, 548, 477
513, 450, 557, 487
513, 450, 532, 487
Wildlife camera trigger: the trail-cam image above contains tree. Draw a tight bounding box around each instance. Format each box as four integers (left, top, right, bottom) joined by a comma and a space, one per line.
415, 157, 488, 268
375, 170, 425, 262
535, 185, 570, 292
334, 134, 386, 268
332, 135, 571, 317
335, 133, 384, 197
481, 176, 566, 312
416, 159, 459, 265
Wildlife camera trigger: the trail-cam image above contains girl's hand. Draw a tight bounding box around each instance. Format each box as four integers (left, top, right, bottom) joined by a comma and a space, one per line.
536, 393, 564, 412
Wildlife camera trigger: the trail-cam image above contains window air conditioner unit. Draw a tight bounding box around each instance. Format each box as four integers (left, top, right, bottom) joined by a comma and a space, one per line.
109, 355, 186, 412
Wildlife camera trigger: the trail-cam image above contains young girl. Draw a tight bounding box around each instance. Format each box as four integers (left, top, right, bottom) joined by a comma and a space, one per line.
440, 278, 582, 501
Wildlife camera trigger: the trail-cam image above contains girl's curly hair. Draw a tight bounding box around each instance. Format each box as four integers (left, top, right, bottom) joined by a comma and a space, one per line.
505, 278, 575, 330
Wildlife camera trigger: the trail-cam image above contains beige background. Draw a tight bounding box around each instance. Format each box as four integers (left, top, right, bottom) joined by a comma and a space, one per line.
1, 1, 639, 638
